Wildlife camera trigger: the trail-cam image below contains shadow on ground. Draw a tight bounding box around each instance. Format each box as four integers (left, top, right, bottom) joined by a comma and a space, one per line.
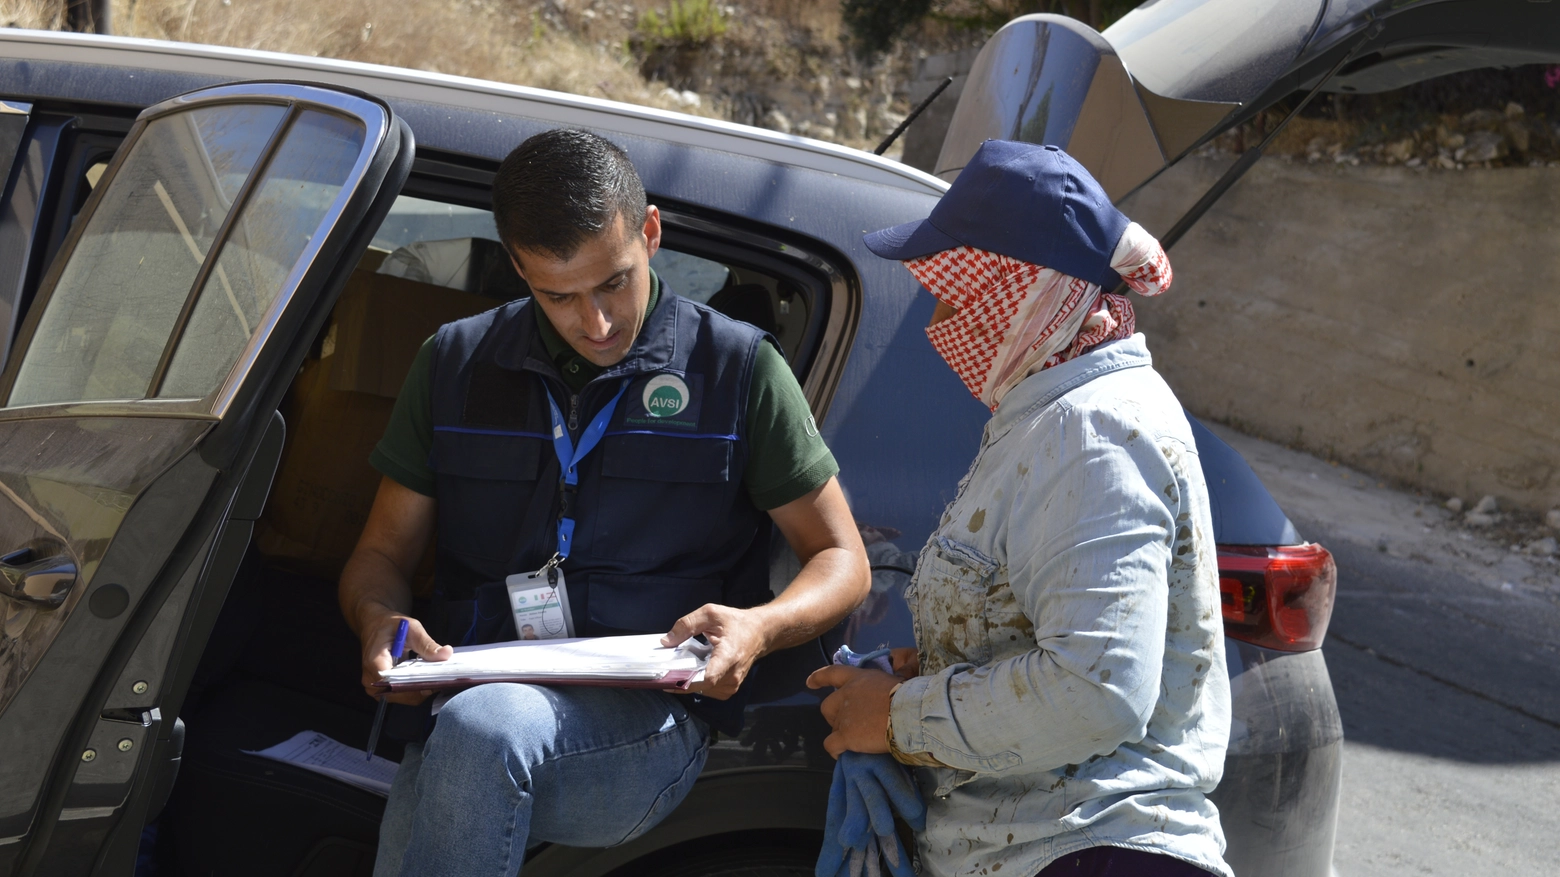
1306, 516, 1560, 764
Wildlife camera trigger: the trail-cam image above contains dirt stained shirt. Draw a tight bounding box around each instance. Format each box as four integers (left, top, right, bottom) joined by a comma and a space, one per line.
888, 335, 1234, 877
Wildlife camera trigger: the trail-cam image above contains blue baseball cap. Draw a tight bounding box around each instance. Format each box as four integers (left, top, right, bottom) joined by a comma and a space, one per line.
864, 141, 1130, 289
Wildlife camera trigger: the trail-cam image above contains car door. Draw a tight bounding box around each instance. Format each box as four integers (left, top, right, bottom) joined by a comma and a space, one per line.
0, 81, 411, 876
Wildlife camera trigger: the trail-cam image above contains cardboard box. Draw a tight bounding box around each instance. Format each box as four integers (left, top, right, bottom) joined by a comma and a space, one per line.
253, 355, 405, 584
253, 268, 495, 590
327, 270, 493, 398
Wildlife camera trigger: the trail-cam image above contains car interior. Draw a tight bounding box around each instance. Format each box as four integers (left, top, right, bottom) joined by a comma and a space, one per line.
42, 159, 841, 875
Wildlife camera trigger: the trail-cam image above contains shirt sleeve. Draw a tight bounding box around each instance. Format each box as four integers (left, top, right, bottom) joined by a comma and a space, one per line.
743, 340, 839, 510
888, 402, 1180, 773
369, 335, 438, 497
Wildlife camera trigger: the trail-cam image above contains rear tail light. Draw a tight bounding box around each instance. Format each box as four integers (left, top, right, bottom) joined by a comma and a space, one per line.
1217, 543, 1336, 651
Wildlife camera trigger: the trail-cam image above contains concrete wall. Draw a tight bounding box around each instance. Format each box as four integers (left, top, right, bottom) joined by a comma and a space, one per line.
1119, 156, 1560, 512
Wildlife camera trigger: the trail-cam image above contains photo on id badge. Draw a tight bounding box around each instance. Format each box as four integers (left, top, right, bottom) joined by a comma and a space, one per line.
506, 571, 576, 640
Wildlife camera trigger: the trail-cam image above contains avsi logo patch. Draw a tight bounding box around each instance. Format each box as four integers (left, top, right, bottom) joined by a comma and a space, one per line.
642, 375, 690, 419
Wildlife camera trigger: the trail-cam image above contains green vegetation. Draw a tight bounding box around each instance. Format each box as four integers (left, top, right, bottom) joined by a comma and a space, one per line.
840, 0, 935, 58
637, 0, 728, 48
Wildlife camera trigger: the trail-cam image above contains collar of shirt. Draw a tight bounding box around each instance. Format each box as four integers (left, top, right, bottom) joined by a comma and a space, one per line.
534, 269, 662, 394
984, 333, 1153, 444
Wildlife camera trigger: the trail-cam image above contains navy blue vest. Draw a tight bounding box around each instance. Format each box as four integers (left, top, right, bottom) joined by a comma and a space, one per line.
426, 290, 774, 648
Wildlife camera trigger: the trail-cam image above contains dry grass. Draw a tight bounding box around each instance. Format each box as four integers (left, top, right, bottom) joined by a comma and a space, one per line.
0, 0, 62, 28
744, 0, 843, 43
97, 0, 692, 112
4, 0, 914, 149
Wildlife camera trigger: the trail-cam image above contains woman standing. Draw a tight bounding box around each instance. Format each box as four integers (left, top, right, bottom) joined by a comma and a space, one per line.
809, 141, 1232, 877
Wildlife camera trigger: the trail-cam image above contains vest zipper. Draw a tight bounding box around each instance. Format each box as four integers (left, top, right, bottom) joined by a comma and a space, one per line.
567, 394, 581, 432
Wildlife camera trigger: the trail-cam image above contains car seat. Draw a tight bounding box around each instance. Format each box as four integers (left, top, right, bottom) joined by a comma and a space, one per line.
706, 283, 778, 335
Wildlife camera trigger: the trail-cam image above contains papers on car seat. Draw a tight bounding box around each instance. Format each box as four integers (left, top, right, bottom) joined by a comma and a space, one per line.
376, 633, 711, 692
243, 731, 398, 797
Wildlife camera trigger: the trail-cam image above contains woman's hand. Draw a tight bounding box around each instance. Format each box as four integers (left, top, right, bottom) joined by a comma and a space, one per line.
806, 665, 902, 758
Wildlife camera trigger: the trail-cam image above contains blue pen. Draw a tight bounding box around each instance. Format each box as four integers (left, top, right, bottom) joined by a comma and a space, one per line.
365, 618, 410, 761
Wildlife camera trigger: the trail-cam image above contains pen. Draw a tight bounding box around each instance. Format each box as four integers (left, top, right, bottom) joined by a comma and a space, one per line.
365, 618, 410, 761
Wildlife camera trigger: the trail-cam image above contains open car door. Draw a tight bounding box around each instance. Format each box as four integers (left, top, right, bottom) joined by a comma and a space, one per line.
0, 82, 411, 875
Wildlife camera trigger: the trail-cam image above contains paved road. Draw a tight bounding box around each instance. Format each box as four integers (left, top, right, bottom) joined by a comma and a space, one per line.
1208, 424, 1560, 876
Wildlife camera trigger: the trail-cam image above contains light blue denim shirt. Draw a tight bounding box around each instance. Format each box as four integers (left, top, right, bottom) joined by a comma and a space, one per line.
888, 335, 1233, 877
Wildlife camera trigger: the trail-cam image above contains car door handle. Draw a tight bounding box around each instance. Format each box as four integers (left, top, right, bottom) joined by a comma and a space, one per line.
0, 548, 77, 609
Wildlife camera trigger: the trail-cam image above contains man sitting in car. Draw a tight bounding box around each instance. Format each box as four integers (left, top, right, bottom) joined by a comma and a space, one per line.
338, 128, 870, 876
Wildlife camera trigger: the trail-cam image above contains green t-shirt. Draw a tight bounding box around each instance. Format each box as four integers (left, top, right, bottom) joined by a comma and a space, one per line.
370, 274, 837, 511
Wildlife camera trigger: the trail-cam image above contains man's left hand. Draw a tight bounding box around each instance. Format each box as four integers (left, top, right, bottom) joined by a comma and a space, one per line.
662, 604, 768, 700
806, 664, 900, 758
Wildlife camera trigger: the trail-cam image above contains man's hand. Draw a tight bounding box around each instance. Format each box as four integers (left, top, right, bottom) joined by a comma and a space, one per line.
358, 610, 453, 705
889, 647, 920, 680
342, 478, 445, 705
655, 477, 871, 702
806, 664, 901, 758
662, 604, 768, 700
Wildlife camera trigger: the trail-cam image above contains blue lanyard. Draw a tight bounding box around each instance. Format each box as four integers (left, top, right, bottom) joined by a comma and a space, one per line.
545, 378, 631, 563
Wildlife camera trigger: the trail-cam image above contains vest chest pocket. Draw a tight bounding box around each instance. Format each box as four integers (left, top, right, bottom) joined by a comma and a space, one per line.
599, 434, 732, 482
431, 429, 545, 563
591, 435, 739, 563
911, 537, 999, 675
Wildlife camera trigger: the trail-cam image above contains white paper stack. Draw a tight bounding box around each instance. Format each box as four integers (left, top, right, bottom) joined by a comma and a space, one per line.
243, 731, 398, 797
377, 633, 711, 691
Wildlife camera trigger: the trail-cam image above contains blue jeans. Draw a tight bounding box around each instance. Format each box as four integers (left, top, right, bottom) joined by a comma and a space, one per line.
373, 685, 710, 877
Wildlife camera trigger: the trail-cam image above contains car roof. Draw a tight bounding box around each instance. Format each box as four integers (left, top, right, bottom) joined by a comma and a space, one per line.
0, 28, 947, 198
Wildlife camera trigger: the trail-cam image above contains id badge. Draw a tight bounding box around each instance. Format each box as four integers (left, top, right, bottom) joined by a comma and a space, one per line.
504, 568, 575, 641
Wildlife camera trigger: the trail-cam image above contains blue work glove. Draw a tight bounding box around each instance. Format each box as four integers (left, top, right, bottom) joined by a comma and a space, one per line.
815, 647, 927, 877
817, 757, 852, 877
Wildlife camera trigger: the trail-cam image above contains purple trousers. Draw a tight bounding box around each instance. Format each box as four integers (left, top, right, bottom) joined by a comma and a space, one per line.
1036, 846, 1215, 877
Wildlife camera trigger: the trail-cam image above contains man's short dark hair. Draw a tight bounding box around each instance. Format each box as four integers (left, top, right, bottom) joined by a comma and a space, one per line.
492, 129, 648, 260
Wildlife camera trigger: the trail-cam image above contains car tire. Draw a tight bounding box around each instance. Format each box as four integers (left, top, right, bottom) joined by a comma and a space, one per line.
640, 845, 816, 877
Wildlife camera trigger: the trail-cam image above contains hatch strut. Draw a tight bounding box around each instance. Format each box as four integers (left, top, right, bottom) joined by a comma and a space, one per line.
1150, 19, 1387, 256
875, 76, 956, 156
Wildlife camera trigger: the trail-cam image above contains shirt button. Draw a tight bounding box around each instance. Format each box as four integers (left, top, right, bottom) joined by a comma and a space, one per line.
567, 363, 579, 373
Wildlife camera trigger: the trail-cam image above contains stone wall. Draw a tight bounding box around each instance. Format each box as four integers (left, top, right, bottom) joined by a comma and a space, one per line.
1119, 156, 1560, 513
900, 47, 982, 172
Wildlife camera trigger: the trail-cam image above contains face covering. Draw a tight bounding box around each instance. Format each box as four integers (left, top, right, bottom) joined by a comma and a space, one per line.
904, 221, 1173, 410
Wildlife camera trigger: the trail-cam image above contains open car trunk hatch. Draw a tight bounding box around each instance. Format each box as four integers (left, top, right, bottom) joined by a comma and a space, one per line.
938, 1, 1560, 202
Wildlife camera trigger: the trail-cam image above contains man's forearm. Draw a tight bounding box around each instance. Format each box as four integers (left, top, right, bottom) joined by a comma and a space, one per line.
755, 477, 871, 657
339, 547, 415, 637
750, 544, 869, 655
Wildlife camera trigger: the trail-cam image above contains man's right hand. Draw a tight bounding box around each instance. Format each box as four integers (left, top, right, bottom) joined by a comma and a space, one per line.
358, 611, 452, 705
342, 477, 444, 705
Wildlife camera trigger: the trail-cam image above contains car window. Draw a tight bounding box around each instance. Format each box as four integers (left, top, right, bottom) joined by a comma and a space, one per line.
372, 195, 499, 251
361, 192, 802, 356
368, 195, 730, 302
158, 111, 366, 397
7, 104, 287, 406
650, 248, 729, 303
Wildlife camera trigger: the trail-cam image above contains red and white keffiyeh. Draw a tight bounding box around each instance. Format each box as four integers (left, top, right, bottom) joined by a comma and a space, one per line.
905, 221, 1172, 410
